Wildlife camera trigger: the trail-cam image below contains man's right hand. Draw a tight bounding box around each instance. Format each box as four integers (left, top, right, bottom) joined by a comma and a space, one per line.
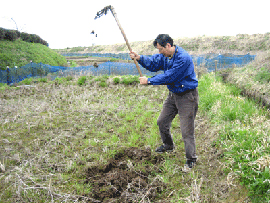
129, 51, 140, 61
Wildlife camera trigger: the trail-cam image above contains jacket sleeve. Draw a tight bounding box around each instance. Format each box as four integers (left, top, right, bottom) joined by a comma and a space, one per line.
148, 55, 192, 85
138, 54, 164, 72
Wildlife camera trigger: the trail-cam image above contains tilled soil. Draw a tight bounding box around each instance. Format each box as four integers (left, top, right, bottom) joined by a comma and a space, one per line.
84, 147, 166, 202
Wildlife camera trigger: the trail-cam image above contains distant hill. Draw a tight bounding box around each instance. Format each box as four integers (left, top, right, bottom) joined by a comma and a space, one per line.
0, 39, 67, 70
54, 32, 270, 56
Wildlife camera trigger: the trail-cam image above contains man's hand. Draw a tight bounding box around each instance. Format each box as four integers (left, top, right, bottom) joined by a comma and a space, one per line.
139, 76, 148, 85
129, 51, 140, 61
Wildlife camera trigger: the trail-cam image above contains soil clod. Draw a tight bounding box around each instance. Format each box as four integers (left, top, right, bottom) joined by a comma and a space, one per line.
84, 147, 166, 202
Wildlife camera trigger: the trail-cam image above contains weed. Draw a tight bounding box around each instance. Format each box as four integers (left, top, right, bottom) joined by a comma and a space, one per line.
19, 77, 33, 85
99, 81, 107, 87
54, 77, 67, 85
37, 77, 47, 83
121, 75, 139, 85
113, 77, 120, 84
77, 76, 87, 86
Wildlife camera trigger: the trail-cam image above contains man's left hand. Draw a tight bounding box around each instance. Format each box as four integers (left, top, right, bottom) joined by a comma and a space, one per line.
139, 76, 148, 85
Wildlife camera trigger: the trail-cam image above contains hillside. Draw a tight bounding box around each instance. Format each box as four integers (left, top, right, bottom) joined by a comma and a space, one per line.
221, 50, 270, 108
0, 39, 67, 70
54, 32, 270, 55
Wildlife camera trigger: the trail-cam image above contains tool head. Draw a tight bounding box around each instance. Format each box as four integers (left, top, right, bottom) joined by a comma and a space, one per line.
94, 5, 112, 20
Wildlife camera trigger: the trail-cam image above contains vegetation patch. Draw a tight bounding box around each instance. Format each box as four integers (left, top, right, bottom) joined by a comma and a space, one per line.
0, 39, 67, 69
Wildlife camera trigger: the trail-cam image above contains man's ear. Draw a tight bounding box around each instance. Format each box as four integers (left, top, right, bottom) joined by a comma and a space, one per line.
166, 43, 171, 48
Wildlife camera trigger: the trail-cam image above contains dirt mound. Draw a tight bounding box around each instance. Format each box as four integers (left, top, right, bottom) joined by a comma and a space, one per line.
84, 147, 166, 202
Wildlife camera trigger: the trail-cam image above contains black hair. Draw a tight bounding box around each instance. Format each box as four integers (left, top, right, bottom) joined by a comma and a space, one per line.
153, 34, 174, 48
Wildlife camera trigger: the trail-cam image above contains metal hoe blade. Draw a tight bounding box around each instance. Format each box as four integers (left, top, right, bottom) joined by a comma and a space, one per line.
94, 5, 112, 20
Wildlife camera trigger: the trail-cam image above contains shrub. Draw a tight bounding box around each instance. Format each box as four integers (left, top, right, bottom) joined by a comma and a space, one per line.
20, 31, 48, 46
0, 27, 6, 40
21, 32, 30, 42
54, 77, 67, 85
113, 77, 120, 84
4, 29, 18, 41
77, 76, 87, 86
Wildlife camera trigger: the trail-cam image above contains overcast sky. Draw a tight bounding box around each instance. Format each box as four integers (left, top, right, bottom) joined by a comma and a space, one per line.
1, 0, 269, 49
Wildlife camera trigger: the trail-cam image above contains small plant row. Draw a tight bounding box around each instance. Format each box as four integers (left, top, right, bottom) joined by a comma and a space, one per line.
0, 75, 140, 90
0, 27, 48, 46
77, 75, 139, 87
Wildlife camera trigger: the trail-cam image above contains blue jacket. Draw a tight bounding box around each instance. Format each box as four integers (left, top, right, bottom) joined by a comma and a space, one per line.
138, 45, 198, 93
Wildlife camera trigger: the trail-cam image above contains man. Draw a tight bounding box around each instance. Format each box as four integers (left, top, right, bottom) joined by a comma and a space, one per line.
129, 34, 199, 168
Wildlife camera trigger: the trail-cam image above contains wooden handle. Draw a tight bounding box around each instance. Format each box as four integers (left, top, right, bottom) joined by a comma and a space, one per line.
110, 7, 143, 77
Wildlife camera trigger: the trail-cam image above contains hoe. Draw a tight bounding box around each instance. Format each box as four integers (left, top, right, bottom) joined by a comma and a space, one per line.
94, 5, 143, 77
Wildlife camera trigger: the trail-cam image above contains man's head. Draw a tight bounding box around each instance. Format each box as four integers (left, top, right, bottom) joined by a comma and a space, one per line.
153, 34, 175, 57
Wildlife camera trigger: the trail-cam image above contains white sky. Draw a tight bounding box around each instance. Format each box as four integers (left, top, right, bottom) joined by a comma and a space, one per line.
1, 0, 269, 49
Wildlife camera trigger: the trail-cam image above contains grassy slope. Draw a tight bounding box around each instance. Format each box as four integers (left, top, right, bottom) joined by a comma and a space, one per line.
54, 32, 270, 55
0, 39, 67, 69
0, 73, 269, 202
221, 50, 270, 107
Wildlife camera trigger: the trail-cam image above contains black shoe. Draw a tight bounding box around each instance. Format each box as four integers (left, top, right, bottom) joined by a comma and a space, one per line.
155, 144, 174, 153
185, 159, 196, 168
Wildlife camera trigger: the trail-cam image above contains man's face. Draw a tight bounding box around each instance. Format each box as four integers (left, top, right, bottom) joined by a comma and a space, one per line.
156, 43, 170, 57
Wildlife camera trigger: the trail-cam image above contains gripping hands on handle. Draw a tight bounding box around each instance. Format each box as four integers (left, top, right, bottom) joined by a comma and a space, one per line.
129, 51, 140, 61
129, 52, 149, 85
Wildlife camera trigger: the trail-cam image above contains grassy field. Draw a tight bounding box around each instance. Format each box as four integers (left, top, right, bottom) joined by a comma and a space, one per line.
1, 71, 269, 202
0, 39, 68, 70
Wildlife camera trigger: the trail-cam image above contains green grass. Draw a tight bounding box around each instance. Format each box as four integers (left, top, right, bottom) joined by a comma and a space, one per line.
1, 73, 269, 202
198, 73, 270, 202
0, 39, 67, 69
255, 66, 270, 83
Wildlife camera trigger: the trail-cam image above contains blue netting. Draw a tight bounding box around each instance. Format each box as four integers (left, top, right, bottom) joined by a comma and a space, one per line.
192, 53, 256, 71
0, 53, 256, 84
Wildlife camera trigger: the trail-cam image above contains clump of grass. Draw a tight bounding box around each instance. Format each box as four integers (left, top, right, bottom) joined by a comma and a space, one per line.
0, 83, 8, 90
69, 60, 78, 67
77, 76, 87, 86
99, 81, 107, 87
55, 77, 67, 85
121, 75, 139, 85
113, 77, 120, 84
19, 77, 33, 85
37, 78, 47, 83
255, 66, 270, 83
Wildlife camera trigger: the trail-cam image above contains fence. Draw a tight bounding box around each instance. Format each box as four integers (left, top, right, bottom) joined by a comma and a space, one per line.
193, 53, 256, 71
0, 53, 256, 84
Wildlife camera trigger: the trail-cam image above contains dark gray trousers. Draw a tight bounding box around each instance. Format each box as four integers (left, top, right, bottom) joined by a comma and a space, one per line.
157, 88, 199, 160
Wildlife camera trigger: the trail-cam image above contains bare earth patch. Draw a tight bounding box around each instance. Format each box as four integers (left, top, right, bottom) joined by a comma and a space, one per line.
84, 147, 165, 202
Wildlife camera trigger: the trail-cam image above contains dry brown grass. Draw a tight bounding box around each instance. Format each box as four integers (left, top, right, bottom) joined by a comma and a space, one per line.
56, 32, 270, 56
0, 75, 251, 202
